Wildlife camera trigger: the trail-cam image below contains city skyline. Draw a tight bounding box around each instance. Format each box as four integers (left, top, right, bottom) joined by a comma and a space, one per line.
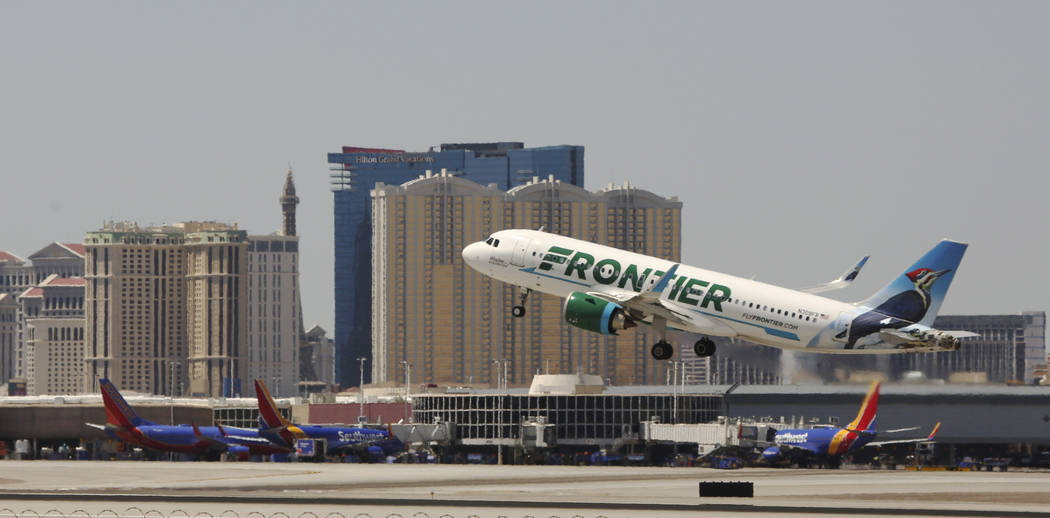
3, 2, 1049, 339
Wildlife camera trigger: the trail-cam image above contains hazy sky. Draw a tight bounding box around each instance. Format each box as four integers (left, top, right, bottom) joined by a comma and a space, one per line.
3, 1, 1048, 333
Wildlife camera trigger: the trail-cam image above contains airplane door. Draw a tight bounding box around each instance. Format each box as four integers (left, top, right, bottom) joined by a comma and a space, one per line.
510, 239, 530, 267
832, 312, 852, 343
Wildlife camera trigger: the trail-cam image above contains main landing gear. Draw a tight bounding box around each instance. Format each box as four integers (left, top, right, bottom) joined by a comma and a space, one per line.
512, 287, 531, 318
651, 341, 673, 360
650, 337, 717, 360
693, 337, 716, 358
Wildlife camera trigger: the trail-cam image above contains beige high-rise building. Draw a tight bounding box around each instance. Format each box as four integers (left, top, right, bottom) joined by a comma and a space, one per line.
84, 223, 187, 395
372, 173, 681, 387
84, 221, 250, 396
0, 293, 17, 386
246, 234, 300, 397
20, 275, 85, 395
185, 226, 249, 397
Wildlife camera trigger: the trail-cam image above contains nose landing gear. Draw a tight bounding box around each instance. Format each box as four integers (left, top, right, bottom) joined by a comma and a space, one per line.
512, 286, 531, 318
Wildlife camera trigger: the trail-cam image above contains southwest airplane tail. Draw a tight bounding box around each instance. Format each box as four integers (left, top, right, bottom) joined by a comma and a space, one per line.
100, 378, 154, 428
845, 381, 879, 433
254, 379, 302, 448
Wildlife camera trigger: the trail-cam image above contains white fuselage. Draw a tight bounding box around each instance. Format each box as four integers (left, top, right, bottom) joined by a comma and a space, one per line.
462, 229, 937, 353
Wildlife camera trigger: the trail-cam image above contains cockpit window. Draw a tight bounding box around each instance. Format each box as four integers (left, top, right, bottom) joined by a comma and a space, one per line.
493, 239, 500, 247
485, 238, 494, 245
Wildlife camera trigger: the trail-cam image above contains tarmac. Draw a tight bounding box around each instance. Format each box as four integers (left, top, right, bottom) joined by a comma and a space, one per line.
1, 461, 1049, 518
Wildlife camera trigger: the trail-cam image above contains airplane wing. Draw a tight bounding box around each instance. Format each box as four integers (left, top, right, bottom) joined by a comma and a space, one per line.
802, 256, 869, 294
216, 424, 280, 447
191, 424, 229, 452
868, 422, 941, 448
84, 422, 107, 431
586, 264, 734, 335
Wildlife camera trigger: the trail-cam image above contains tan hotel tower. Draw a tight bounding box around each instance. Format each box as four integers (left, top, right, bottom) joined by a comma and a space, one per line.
84, 222, 248, 396
372, 172, 681, 387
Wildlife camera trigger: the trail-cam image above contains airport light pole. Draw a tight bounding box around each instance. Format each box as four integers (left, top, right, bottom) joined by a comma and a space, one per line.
492, 358, 510, 465
357, 356, 367, 423
169, 360, 180, 425
398, 359, 411, 399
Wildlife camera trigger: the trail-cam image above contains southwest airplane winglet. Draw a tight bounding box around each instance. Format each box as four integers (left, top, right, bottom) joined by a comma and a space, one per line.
928, 422, 942, 441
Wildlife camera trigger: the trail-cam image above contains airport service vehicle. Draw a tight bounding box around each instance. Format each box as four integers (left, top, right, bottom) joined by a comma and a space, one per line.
86, 378, 290, 460
254, 379, 403, 460
462, 229, 976, 360
761, 381, 941, 466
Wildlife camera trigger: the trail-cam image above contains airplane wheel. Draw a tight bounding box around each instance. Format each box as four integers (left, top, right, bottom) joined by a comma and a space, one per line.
693, 338, 716, 358
651, 341, 673, 360
512, 305, 526, 318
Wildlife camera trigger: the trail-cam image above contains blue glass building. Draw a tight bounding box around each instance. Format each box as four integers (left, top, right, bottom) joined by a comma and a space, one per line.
328, 142, 584, 387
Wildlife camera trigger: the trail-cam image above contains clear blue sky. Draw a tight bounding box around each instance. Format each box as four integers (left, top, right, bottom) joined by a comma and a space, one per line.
3, 1, 1048, 334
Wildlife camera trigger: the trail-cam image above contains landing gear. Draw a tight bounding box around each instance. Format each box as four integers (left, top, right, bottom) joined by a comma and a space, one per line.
693, 337, 716, 358
650, 316, 674, 360
651, 341, 674, 360
512, 287, 531, 318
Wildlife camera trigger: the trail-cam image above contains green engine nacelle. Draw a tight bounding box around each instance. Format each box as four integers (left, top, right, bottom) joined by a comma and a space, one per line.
563, 291, 636, 335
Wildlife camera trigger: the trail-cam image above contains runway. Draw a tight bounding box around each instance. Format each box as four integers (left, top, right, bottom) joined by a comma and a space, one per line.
1, 461, 1049, 518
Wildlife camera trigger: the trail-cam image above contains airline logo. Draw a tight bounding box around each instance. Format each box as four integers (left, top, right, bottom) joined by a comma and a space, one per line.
776, 432, 809, 444
537, 245, 732, 311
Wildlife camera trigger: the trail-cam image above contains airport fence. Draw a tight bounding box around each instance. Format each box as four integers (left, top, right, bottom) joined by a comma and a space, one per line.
0, 509, 612, 518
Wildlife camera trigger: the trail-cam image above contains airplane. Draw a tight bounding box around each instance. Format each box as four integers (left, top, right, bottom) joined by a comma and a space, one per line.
254, 379, 404, 461
760, 381, 941, 467
86, 378, 291, 460
461, 229, 976, 360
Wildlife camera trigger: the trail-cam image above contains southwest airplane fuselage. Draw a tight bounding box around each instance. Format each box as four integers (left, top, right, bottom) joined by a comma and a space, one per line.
462, 229, 968, 356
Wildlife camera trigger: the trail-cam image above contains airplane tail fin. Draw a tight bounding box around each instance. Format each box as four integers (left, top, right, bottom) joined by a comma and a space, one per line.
858, 240, 968, 327
846, 381, 879, 432
99, 378, 153, 428
254, 379, 292, 429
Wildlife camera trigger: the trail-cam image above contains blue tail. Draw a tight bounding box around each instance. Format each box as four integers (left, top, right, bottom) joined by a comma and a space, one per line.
858, 240, 967, 327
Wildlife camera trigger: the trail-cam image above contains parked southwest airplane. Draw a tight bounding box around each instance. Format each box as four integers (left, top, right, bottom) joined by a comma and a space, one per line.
86, 378, 290, 460
461, 229, 975, 360
254, 379, 403, 460
761, 381, 941, 466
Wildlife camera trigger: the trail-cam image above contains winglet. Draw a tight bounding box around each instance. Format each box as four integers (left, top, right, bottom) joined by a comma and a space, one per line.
927, 422, 941, 441
649, 264, 680, 295
803, 256, 869, 294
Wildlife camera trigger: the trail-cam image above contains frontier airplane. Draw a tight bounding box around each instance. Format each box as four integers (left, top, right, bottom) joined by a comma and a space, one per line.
462, 229, 975, 360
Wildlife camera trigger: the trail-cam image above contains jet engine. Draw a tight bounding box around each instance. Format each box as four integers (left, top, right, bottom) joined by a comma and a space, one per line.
563, 292, 636, 335
226, 444, 251, 461
761, 446, 781, 462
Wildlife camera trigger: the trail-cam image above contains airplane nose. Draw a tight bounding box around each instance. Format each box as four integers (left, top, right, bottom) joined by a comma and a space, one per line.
461, 242, 485, 269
